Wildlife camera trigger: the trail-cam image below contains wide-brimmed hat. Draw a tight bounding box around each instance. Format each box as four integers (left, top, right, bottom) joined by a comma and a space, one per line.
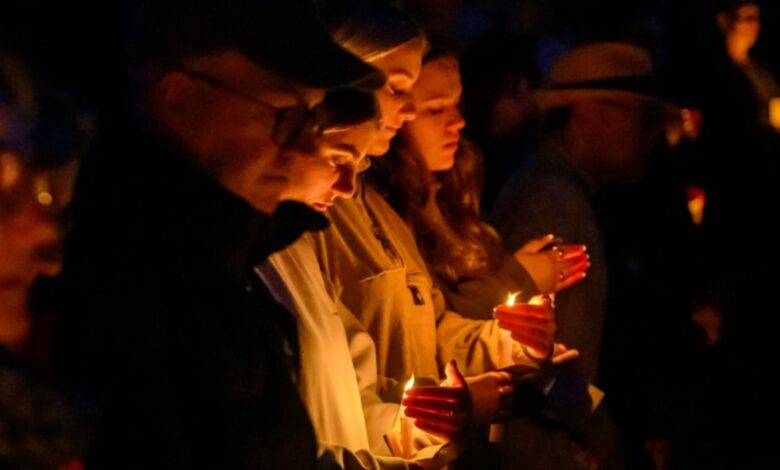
127, 0, 385, 91
534, 42, 675, 110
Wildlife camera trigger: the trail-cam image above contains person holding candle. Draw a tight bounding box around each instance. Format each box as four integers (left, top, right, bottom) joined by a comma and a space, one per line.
363, 43, 595, 467
312, 1, 548, 439
52, 0, 387, 467
260, 90, 472, 469
368, 43, 590, 325
492, 43, 686, 469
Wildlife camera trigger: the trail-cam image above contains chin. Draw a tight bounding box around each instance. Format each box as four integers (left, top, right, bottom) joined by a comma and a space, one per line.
432, 154, 456, 172
368, 138, 392, 157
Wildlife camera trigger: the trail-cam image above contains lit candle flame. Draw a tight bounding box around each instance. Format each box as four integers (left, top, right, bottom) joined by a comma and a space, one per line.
506, 292, 521, 306
404, 375, 414, 393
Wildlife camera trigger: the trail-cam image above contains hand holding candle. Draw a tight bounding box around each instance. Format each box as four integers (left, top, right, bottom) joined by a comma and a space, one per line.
514, 234, 590, 294
402, 361, 473, 442
494, 292, 556, 360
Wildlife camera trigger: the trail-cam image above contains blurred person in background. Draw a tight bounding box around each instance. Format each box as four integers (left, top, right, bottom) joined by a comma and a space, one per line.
460, 31, 542, 213
0, 50, 84, 470
492, 42, 685, 469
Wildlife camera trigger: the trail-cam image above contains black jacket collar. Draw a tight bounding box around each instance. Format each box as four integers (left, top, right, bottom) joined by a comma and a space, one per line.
75, 124, 329, 285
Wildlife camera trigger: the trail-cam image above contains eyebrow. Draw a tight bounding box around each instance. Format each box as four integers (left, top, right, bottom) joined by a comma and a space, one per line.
330, 142, 361, 159
386, 68, 415, 79
424, 94, 460, 102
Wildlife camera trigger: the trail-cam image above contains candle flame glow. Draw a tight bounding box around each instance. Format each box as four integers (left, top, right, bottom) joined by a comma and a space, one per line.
506, 292, 521, 306
404, 376, 414, 392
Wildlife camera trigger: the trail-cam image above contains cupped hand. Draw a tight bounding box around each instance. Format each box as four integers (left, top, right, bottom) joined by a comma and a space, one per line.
493, 295, 555, 360
551, 342, 580, 365
402, 361, 473, 441
515, 234, 590, 294
465, 371, 514, 424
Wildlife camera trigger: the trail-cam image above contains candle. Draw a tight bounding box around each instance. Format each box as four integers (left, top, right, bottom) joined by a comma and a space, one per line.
498, 292, 520, 368
401, 376, 415, 459
491, 292, 525, 444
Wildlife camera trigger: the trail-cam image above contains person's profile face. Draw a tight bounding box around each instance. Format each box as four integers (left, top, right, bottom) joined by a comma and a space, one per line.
1, 152, 75, 343
720, 4, 761, 53
402, 56, 465, 172
278, 121, 377, 211
365, 39, 425, 156
578, 96, 665, 183
172, 51, 326, 214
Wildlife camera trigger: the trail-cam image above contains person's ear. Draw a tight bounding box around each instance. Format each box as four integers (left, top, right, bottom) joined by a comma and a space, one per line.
716, 12, 732, 35
154, 72, 193, 123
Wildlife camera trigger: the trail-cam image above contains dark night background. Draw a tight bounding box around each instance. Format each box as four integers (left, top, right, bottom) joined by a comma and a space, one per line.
3, 0, 780, 118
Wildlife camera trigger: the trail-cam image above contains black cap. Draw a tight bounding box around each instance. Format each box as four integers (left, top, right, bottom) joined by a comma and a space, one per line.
127, 0, 385, 91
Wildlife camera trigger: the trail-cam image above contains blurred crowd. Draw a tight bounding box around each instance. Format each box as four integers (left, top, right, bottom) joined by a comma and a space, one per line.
2, 0, 779, 469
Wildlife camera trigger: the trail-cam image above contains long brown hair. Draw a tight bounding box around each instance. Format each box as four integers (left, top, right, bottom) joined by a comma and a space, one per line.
367, 50, 503, 287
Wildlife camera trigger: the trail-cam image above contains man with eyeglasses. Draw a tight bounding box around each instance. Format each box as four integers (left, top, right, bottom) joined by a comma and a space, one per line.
53, 0, 383, 468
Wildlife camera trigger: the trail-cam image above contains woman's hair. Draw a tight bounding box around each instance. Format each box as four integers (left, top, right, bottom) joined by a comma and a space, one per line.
323, 0, 426, 61
368, 45, 503, 287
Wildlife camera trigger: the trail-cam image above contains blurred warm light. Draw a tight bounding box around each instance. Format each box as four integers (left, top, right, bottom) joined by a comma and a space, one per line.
506, 292, 520, 306
404, 375, 414, 392
686, 185, 706, 226
37, 191, 53, 206
769, 98, 780, 132
680, 108, 702, 141
0, 152, 22, 189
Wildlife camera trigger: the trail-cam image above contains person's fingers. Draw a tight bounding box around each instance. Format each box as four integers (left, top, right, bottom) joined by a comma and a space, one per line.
405, 386, 464, 401
491, 371, 514, 385
493, 303, 552, 320
495, 314, 555, 333
518, 234, 555, 254
521, 344, 551, 360
402, 394, 464, 411
443, 360, 467, 388
512, 332, 553, 355
469, 371, 514, 386
403, 404, 462, 423
413, 419, 458, 441
560, 253, 589, 269
557, 244, 587, 257
551, 349, 580, 364
555, 271, 587, 291
562, 260, 591, 277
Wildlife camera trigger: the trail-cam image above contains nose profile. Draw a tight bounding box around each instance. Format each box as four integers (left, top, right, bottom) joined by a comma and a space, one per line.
448, 108, 466, 133
332, 163, 357, 199
398, 99, 417, 123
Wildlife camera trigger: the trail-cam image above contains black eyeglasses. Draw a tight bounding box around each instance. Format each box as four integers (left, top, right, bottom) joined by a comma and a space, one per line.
178, 69, 325, 145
